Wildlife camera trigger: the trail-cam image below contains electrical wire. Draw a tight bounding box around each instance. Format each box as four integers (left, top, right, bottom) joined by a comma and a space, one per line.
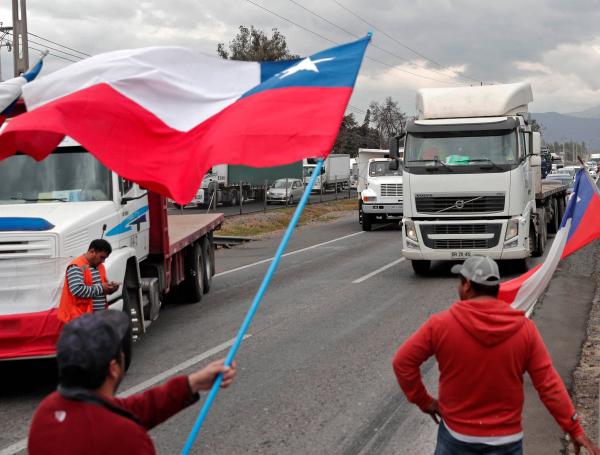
3, 31, 85, 61
285, 0, 471, 85
332, 0, 482, 84
244, 0, 458, 86
28, 32, 91, 57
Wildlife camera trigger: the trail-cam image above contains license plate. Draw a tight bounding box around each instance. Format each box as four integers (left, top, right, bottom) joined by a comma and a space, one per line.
451, 251, 472, 259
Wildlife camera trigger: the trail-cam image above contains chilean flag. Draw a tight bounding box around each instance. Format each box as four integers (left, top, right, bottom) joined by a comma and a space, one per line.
499, 169, 600, 311
0, 37, 369, 203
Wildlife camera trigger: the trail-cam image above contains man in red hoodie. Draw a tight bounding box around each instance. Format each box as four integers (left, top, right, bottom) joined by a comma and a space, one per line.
28, 311, 237, 454
393, 256, 599, 455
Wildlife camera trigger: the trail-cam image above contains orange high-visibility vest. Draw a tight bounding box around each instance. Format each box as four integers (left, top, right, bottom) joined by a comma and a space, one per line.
57, 256, 107, 323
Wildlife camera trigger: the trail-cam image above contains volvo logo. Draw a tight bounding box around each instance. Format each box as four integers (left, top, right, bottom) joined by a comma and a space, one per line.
454, 200, 465, 210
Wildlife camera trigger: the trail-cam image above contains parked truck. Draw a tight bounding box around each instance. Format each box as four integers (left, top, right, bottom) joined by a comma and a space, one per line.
187, 162, 303, 208
303, 154, 350, 192
357, 148, 404, 231
0, 137, 223, 364
393, 82, 568, 275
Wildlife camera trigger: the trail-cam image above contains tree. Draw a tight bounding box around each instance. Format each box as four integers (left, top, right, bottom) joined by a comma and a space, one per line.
530, 118, 543, 133
217, 26, 299, 61
368, 97, 406, 148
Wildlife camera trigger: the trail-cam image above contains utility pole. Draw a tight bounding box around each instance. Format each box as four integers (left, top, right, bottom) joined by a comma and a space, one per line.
0, 23, 13, 81
11, 0, 29, 77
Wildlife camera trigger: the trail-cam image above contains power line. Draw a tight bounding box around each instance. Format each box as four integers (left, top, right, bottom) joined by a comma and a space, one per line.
29, 45, 79, 63
285, 0, 470, 85
28, 32, 91, 57
332, 0, 482, 84
4, 30, 84, 61
244, 0, 457, 86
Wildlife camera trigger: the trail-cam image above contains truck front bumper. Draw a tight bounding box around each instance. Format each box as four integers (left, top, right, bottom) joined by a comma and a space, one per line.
189, 189, 205, 205
362, 203, 403, 216
0, 309, 61, 360
402, 218, 529, 261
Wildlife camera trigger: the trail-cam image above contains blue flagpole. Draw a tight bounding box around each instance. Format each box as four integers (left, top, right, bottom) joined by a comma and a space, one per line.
181, 158, 325, 455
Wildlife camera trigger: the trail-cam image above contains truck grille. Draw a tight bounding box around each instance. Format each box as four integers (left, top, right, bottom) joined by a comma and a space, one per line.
380, 184, 403, 197
0, 236, 56, 259
415, 195, 505, 214
432, 239, 491, 249
420, 223, 502, 250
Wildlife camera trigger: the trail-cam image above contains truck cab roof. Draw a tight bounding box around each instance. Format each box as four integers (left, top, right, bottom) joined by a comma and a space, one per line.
416, 82, 533, 120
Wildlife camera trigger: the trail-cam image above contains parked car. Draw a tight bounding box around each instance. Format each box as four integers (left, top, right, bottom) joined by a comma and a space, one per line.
555, 165, 578, 179
266, 178, 304, 204
545, 174, 576, 195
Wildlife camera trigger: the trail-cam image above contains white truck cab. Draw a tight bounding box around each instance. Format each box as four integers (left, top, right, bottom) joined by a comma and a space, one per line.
394, 83, 566, 275
357, 148, 403, 231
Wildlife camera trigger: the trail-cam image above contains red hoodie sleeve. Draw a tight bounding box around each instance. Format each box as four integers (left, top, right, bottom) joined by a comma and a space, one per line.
392, 317, 435, 411
525, 321, 583, 438
114, 376, 200, 430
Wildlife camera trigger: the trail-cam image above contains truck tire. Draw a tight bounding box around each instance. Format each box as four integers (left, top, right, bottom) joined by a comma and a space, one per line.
411, 260, 430, 276
121, 291, 141, 372
556, 196, 566, 226
181, 242, 205, 303
547, 198, 559, 234
362, 213, 373, 231
531, 221, 544, 257
201, 236, 212, 294
229, 190, 239, 207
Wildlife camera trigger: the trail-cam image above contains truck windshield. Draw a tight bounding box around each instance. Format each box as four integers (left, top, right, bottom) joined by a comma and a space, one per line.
405, 130, 518, 171
369, 161, 401, 177
0, 148, 113, 204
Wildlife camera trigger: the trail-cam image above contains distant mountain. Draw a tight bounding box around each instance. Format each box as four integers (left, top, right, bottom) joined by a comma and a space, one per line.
567, 105, 600, 119
532, 112, 600, 151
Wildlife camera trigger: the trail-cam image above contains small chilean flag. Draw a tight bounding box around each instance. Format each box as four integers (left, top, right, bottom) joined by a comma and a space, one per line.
500, 169, 600, 311
0, 37, 370, 203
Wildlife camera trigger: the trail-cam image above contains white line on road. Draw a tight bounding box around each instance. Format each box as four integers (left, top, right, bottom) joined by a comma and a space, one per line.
352, 258, 405, 283
215, 231, 364, 277
0, 335, 250, 455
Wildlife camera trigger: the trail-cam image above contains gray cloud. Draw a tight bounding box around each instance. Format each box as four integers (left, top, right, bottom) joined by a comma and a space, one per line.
1, 0, 600, 115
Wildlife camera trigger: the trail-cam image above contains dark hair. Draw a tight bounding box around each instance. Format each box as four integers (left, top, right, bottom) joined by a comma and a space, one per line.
460, 275, 499, 297
59, 349, 123, 389
88, 239, 112, 255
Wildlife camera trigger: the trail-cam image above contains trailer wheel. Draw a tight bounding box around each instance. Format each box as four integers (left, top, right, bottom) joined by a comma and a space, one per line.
547, 198, 559, 234
201, 236, 212, 294
182, 242, 205, 303
411, 260, 431, 276
229, 190, 239, 207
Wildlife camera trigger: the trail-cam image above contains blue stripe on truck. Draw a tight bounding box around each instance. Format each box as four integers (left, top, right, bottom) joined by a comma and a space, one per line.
0, 217, 55, 231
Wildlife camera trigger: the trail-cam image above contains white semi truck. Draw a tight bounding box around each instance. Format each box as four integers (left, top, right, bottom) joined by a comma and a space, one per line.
357, 148, 404, 231
0, 137, 223, 364
392, 82, 567, 274
303, 154, 350, 192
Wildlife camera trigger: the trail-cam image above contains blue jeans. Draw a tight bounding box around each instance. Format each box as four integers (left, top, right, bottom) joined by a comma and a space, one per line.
434, 422, 523, 455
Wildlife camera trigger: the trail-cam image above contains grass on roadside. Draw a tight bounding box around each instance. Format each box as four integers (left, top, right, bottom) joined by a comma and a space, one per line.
218, 198, 357, 237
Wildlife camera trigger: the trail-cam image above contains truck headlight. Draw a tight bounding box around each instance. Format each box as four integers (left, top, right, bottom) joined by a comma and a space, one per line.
405, 220, 418, 241
504, 219, 519, 241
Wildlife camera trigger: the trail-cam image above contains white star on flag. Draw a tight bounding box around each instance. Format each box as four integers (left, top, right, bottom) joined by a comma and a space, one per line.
278, 57, 335, 79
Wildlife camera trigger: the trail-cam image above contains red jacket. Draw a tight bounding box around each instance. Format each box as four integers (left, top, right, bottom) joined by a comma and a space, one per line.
28, 376, 198, 454
392, 298, 583, 438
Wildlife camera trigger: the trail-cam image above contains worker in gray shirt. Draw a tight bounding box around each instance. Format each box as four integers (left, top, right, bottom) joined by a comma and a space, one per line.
58, 239, 119, 323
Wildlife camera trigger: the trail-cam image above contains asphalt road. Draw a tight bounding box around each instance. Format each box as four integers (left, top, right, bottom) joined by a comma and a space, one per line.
0, 213, 573, 454
169, 188, 357, 218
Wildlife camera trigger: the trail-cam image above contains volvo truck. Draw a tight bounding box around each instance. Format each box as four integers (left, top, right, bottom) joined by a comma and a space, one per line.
393, 82, 567, 275
0, 137, 223, 363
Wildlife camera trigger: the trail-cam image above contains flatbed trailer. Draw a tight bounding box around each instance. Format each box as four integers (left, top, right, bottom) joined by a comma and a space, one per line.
533, 181, 569, 256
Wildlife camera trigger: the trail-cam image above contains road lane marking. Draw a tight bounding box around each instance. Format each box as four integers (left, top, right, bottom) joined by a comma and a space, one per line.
352, 258, 405, 283
215, 231, 364, 277
0, 335, 250, 455
118, 335, 251, 397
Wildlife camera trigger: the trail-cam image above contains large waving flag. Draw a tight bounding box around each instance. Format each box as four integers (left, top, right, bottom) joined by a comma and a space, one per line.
499, 169, 600, 310
0, 37, 369, 203
0, 51, 46, 123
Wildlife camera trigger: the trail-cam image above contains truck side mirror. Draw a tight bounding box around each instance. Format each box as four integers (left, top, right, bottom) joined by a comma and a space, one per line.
389, 160, 399, 171
529, 132, 541, 156
530, 155, 541, 167
389, 136, 400, 159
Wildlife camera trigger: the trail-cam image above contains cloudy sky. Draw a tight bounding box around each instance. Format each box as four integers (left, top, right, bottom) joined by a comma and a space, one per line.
1, 0, 599, 117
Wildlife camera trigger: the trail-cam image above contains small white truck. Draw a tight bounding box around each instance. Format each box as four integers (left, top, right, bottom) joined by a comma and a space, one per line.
0, 137, 223, 365
303, 154, 350, 192
357, 148, 404, 231
393, 82, 567, 274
